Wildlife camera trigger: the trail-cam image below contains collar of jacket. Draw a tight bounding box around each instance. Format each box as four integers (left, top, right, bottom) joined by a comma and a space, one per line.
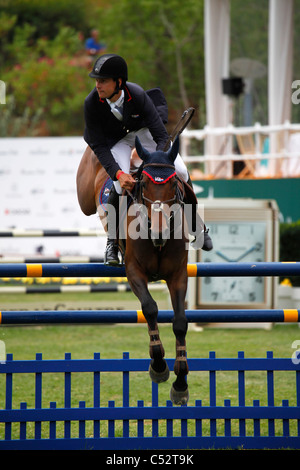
99, 85, 132, 103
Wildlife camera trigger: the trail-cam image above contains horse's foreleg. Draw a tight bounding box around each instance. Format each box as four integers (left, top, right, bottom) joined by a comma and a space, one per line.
167, 275, 189, 405
126, 268, 169, 383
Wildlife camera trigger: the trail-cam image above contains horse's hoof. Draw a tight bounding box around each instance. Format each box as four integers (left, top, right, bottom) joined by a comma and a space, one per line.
149, 361, 170, 383
170, 384, 189, 405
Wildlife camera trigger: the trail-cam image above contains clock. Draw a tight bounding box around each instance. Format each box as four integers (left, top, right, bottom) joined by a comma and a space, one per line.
201, 221, 266, 304
193, 198, 279, 309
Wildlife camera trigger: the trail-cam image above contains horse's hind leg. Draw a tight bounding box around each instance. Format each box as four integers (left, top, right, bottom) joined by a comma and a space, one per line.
147, 322, 170, 383
126, 268, 169, 383
170, 338, 189, 405
76, 146, 100, 216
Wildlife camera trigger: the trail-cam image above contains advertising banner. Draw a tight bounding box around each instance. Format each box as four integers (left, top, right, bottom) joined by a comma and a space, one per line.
0, 137, 105, 256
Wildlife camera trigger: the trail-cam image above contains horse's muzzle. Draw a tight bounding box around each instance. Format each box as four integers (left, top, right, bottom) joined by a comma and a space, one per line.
150, 201, 170, 247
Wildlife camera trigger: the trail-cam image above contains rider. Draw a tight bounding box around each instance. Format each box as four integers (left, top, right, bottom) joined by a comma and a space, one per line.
84, 53, 212, 265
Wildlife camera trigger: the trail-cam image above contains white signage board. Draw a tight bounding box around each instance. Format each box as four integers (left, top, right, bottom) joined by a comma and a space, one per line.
0, 137, 105, 257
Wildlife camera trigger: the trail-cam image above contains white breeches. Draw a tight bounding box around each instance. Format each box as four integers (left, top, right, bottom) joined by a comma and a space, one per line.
111, 128, 189, 194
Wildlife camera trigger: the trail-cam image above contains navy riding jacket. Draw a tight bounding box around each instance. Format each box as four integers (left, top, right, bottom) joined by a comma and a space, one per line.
83, 82, 169, 180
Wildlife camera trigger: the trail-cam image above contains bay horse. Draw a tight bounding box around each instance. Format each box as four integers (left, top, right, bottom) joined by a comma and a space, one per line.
76, 138, 190, 405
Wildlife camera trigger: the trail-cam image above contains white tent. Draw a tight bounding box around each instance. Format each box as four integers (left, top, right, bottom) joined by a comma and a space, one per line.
204, 0, 231, 177
204, 0, 294, 177
268, 0, 294, 176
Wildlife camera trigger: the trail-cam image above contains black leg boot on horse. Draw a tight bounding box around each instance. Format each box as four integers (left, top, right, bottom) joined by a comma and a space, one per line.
186, 175, 213, 251
104, 186, 120, 266
148, 322, 170, 384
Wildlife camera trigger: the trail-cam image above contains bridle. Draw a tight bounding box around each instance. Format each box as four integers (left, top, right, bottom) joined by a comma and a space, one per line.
128, 162, 185, 236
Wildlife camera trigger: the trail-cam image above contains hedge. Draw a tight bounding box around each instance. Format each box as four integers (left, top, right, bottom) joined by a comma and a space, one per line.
280, 220, 300, 287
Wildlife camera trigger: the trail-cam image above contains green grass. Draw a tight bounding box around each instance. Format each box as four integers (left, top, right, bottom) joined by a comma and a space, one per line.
0, 290, 300, 441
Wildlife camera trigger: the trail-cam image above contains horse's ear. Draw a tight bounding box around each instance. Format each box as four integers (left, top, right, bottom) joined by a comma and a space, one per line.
167, 136, 180, 163
135, 136, 151, 162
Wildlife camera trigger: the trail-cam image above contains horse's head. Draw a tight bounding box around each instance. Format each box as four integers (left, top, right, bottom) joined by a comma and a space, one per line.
135, 136, 181, 247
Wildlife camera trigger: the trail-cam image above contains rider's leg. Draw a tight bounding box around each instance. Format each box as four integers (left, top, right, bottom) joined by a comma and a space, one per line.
104, 140, 131, 266
174, 153, 212, 251
104, 185, 120, 265
186, 175, 213, 251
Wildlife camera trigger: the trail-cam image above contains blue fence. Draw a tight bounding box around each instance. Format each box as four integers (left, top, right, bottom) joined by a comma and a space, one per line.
0, 351, 299, 450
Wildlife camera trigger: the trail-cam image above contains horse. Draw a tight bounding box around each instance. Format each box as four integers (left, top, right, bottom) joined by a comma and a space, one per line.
76, 138, 190, 405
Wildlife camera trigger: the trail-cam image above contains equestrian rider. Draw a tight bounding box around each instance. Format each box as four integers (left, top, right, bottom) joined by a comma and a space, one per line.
84, 53, 212, 265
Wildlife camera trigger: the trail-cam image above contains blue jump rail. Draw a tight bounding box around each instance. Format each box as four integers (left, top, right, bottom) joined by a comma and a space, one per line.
0, 261, 299, 278
0, 309, 299, 325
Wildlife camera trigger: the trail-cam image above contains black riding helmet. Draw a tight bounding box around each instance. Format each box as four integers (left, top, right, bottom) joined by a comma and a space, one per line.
89, 54, 128, 88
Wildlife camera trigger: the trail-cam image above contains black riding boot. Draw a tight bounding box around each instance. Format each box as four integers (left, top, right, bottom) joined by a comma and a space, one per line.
104, 186, 120, 266
186, 176, 213, 251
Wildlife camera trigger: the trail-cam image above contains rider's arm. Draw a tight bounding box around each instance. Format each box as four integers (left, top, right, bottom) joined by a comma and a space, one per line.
83, 96, 121, 180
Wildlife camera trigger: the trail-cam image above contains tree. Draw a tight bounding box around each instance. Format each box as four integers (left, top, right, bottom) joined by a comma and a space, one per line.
95, 0, 205, 125
1, 23, 91, 135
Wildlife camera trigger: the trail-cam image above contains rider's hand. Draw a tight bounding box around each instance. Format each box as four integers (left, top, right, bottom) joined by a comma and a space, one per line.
116, 170, 135, 191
